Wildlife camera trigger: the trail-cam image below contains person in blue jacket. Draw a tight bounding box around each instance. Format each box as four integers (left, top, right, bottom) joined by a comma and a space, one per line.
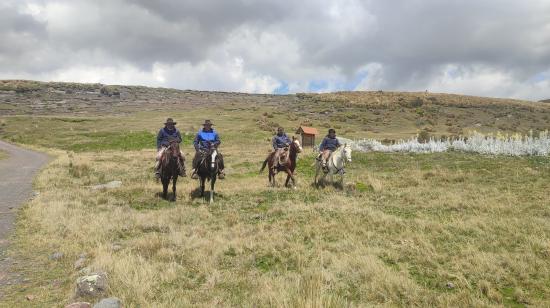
271, 127, 291, 166
319, 128, 341, 170
155, 118, 186, 178
191, 120, 225, 179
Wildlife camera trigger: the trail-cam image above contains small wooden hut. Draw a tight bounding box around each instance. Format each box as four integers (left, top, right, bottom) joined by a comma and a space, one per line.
296, 126, 319, 147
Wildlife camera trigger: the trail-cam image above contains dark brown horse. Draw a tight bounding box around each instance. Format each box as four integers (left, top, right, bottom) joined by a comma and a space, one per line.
159, 139, 181, 201
260, 137, 303, 188
196, 144, 219, 203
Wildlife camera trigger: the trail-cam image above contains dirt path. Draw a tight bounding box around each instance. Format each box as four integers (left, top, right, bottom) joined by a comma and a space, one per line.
0, 140, 50, 294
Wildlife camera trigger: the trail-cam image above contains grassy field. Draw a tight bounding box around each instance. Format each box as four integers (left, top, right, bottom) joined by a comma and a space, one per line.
1, 86, 550, 306
0, 149, 7, 160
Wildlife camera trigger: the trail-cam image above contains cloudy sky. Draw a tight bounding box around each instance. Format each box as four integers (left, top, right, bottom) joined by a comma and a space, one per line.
1, 0, 550, 100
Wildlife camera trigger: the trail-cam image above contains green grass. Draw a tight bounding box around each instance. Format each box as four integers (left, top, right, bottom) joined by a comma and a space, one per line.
0, 149, 7, 160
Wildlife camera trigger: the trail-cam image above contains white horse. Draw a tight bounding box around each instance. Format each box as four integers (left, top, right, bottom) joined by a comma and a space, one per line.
314, 144, 352, 188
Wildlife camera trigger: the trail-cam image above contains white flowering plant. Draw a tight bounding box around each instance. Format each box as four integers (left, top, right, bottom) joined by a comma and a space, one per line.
344, 131, 550, 156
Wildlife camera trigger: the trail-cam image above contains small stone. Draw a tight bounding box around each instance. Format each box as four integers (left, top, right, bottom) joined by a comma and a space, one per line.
51, 279, 62, 287
74, 257, 87, 270
446, 282, 455, 289
93, 297, 121, 308
65, 302, 92, 308
26, 294, 35, 301
92, 181, 122, 190
50, 252, 64, 260
111, 244, 122, 252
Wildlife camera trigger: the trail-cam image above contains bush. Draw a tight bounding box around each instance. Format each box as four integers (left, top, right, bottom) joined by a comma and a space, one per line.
417, 130, 431, 143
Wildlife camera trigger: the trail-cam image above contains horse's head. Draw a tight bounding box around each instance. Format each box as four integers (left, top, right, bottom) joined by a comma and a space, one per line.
167, 138, 180, 159
291, 136, 303, 153
343, 143, 352, 163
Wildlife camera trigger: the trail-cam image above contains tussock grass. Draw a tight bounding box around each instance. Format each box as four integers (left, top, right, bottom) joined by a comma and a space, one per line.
1, 93, 550, 306
2, 146, 549, 306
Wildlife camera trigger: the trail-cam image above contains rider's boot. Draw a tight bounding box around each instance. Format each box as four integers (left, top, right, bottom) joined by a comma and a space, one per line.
218, 169, 225, 179
322, 160, 329, 173
191, 169, 198, 179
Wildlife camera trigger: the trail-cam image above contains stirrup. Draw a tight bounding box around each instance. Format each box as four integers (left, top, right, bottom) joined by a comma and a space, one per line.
218, 171, 225, 179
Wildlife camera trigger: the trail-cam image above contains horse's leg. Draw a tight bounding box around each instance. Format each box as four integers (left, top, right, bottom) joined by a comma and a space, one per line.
270, 169, 276, 187
284, 167, 294, 188
285, 172, 291, 187
162, 178, 168, 199
200, 177, 206, 197
267, 165, 273, 187
314, 163, 321, 187
172, 176, 177, 201
209, 175, 216, 204
286, 171, 296, 189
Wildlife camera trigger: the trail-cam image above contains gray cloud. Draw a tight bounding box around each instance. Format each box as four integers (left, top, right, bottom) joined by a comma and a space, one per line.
1, 0, 550, 99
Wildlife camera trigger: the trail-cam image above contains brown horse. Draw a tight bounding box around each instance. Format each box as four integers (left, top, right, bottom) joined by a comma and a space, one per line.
260, 137, 303, 188
159, 139, 181, 201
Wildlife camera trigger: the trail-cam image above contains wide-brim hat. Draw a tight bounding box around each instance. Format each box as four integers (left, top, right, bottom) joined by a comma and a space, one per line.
202, 119, 213, 126
164, 118, 177, 125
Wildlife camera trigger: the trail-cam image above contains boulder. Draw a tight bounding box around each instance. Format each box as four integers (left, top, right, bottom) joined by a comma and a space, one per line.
93, 298, 121, 308
75, 272, 108, 298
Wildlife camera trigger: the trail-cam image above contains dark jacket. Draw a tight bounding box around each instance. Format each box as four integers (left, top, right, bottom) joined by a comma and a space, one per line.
272, 133, 291, 150
157, 127, 182, 149
193, 129, 221, 151
319, 136, 341, 151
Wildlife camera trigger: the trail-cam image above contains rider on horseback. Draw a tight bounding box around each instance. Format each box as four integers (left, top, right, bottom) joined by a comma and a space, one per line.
190, 120, 225, 179
271, 127, 291, 167
155, 118, 186, 178
318, 128, 341, 172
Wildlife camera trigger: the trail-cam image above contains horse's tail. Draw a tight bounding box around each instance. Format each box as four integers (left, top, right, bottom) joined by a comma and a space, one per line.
259, 158, 268, 174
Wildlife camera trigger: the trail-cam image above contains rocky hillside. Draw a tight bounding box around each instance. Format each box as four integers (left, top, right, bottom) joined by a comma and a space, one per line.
0, 80, 294, 115
1, 80, 549, 139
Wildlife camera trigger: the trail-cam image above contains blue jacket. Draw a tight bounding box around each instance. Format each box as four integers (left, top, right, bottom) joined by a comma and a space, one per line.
272, 133, 291, 150
319, 136, 341, 151
157, 127, 182, 149
194, 129, 220, 151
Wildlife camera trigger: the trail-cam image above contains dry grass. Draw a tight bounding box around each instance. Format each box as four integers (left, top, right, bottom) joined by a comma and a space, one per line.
2, 144, 549, 307
1, 88, 550, 306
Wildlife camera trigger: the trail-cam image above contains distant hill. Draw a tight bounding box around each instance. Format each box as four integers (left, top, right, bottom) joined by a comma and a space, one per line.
540, 99, 550, 104
1, 80, 549, 139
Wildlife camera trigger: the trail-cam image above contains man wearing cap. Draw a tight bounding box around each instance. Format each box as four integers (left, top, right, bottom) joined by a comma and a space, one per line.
155, 118, 186, 178
191, 120, 225, 179
271, 127, 291, 166
318, 128, 341, 171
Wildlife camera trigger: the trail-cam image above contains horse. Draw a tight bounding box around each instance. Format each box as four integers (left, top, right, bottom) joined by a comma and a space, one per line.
159, 139, 181, 201
314, 144, 352, 188
260, 137, 303, 188
196, 144, 220, 203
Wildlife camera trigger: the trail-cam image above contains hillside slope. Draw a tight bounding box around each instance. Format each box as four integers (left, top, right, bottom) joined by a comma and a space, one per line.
1, 80, 549, 141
